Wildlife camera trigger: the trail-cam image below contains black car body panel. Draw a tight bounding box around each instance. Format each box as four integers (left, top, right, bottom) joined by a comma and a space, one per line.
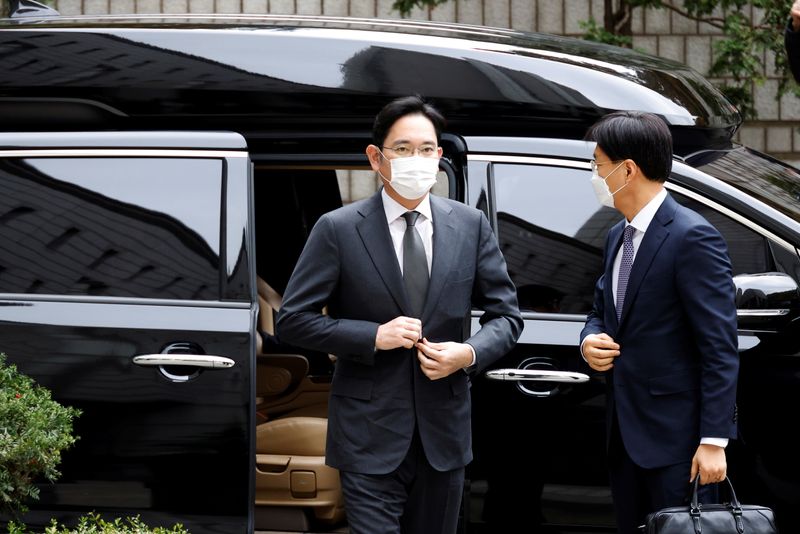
1, 13, 799, 534
1, 14, 738, 152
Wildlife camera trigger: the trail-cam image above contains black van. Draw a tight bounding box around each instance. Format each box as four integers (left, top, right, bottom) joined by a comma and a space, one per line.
1, 9, 799, 534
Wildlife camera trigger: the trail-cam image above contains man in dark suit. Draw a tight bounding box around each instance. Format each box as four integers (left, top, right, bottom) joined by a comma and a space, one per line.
579, 111, 739, 534
276, 96, 523, 534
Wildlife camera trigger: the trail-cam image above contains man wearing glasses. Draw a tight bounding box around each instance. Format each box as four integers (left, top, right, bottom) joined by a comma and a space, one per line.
277, 95, 522, 534
580, 111, 739, 533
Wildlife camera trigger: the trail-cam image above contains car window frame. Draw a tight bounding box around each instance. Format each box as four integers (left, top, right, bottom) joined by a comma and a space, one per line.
0, 146, 248, 305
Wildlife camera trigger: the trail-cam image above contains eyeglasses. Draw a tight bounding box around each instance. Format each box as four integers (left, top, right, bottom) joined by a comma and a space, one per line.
381, 144, 439, 158
590, 159, 625, 173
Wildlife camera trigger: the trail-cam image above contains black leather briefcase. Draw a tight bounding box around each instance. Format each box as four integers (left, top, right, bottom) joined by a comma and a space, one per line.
644, 477, 778, 534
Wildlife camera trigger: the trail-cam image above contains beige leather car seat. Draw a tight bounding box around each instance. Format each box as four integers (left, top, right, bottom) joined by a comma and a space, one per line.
254, 277, 344, 528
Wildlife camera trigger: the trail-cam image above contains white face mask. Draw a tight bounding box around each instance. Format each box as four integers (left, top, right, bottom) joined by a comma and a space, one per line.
379, 153, 440, 200
590, 161, 628, 208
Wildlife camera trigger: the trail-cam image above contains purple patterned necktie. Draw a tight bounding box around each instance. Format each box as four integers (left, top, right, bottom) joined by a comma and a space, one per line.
616, 225, 636, 320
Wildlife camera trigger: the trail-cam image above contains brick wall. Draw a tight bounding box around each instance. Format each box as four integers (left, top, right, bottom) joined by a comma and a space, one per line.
42, 0, 800, 167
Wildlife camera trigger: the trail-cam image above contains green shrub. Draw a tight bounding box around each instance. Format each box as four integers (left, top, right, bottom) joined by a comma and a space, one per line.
0, 353, 81, 516
8, 512, 189, 533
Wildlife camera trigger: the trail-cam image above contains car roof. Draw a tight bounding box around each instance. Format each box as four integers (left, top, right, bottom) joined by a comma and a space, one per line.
0, 14, 740, 152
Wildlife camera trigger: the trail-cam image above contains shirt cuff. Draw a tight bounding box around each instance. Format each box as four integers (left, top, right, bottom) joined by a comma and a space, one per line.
700, 437, 728, 448
580, 336, 589, 362
463, 343, 477, 373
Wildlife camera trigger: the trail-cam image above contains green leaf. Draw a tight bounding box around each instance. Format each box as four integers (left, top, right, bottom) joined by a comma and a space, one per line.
391, 0, 450, 17
580, 18, 634, 48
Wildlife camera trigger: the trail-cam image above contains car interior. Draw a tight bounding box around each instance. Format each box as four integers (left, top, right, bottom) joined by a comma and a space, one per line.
253, 275, 345, 531
251, 166, 345, 531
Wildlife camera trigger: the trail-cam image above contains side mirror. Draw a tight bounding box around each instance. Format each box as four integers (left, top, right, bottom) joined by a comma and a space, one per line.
733, 272, 800, 332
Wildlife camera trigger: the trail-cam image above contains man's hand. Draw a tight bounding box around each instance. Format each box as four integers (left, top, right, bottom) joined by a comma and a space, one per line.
375, 316, 422, 350
416, 338, 473, 380
792, 0, 800, 31
582, 333, 620, 371
690, 444, 727, 485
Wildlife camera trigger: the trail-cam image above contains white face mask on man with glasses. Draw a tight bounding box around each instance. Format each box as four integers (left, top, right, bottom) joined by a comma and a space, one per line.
378, 143, 440, 200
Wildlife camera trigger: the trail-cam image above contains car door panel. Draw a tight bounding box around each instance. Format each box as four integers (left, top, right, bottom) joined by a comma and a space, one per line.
0, 305, 250, 511
465, 139, 615, 532
0, 133, 254, 533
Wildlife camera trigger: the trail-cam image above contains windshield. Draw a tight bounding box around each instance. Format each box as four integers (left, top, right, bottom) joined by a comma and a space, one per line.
688, 147, 800, 221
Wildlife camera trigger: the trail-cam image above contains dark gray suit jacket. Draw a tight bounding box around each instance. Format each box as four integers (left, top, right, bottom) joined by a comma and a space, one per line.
276, 191, 523, 474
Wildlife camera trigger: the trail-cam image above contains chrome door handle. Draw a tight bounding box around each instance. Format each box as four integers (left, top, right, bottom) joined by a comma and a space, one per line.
132, 354, 235, 369
737, 309, 789, 317
485, 369, 589, 383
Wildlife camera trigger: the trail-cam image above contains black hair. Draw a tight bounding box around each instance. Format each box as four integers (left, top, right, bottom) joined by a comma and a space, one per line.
584, 111, 673, 182
372, 95, 446, 147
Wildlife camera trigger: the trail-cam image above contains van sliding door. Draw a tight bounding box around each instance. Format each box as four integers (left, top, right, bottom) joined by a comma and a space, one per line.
0, 132, 255, 534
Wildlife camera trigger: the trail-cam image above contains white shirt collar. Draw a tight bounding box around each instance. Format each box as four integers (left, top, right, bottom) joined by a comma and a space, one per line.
627, 188, 667, 234
381, 188, 433, 224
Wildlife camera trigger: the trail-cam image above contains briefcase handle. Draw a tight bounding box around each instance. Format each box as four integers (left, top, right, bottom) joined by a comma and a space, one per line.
689, 476, 745, 533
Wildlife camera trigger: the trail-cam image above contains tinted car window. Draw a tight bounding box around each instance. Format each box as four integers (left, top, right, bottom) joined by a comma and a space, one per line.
670, 192, 769, 276
691, 147, 800, 221
493, 163, 775, 315
0, 157, 222, 299
493, 163, 616, 314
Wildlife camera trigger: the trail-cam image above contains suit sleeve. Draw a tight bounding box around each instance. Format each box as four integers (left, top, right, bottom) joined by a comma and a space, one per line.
276, 214, 381, 365
786, 18, 800, 84
464, 212, 523, 373
580, 233, 611, 348
675, 223, 739, 440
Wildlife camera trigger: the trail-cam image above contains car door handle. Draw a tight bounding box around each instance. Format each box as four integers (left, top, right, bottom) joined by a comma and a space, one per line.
485, 369, 589, 383
737, 309, 789, 317
132, 354, 235, 369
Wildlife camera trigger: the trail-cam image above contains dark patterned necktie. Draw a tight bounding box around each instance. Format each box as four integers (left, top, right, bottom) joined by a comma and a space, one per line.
616, 225, 636, 320
402, 211, 429, 318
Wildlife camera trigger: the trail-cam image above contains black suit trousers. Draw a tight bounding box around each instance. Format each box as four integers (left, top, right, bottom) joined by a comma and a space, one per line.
339, 428, 465, 534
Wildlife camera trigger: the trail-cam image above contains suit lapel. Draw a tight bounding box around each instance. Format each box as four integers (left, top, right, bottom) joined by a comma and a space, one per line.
355, 191, 410, 315
421, 196, 457, 323
618, 194, 677, 327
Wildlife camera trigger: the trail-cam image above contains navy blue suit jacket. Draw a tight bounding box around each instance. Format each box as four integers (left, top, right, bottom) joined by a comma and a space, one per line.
277, 191, 523, 474
580, 193, 739, 469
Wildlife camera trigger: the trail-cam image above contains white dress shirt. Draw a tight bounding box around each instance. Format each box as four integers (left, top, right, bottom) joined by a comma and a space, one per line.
587, 188, 727, 448
380, 189, 476, 368
610, 188, 667, 306
382, 188, 433, 275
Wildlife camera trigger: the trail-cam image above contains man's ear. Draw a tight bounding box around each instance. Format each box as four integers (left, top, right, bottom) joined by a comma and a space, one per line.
366, 145, 382, 171
624, 159, 638, 181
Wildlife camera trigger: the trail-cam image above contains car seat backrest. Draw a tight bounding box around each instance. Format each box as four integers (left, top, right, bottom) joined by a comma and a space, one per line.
257, 276, 283, 335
